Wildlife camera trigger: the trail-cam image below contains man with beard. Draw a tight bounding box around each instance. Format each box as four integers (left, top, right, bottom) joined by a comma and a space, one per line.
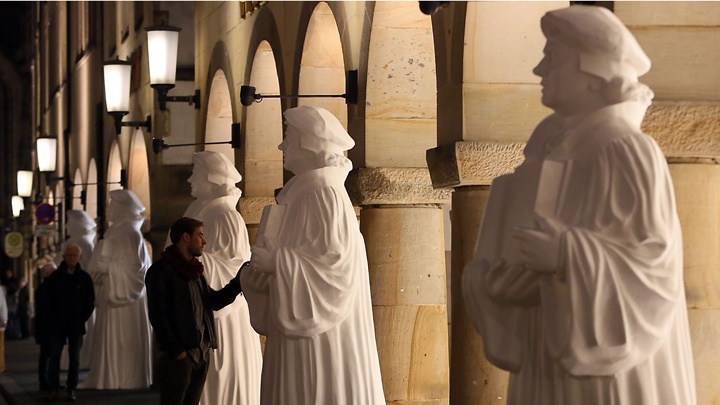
146, 217, 246, 405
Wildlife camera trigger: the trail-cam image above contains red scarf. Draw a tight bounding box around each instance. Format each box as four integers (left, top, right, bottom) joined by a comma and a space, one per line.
161, 244, 204, 280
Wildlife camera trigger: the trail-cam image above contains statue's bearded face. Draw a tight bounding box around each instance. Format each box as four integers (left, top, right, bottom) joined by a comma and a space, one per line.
533, 39, 603, 117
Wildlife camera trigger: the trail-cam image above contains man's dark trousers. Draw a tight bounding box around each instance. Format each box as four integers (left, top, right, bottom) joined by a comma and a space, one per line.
38, 342, 52, 390
157, 353, 209, 405
47, 333, 83, 391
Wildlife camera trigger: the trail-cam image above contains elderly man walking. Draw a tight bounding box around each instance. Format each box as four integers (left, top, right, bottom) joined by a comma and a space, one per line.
44, 244, 95, 401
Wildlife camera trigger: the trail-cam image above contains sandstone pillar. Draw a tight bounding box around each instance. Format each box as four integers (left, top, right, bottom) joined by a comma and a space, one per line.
349, 168, 451, 405
239, 196, 275, 246
616, 2, 720, 401
426, 141, 524, 405
668, 161, 720, 405
641, 97, 720, 404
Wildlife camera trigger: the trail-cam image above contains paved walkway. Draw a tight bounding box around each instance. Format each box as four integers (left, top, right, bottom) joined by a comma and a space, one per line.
0, 338, 159, 404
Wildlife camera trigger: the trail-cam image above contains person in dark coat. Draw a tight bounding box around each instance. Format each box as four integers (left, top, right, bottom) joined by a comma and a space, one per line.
44, 244, 95, 401
34, 263, 56, 395
145, 217, 246, 405
17, 276, 30, 339
1, 270, 20, 340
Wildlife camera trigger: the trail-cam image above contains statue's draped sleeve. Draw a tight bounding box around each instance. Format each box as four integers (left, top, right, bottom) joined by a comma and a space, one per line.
91, 226, 150, 307
201, 209, 251, 290
542, 133, 682, 376
270, 185, 357, 338
464, 123, 684, 377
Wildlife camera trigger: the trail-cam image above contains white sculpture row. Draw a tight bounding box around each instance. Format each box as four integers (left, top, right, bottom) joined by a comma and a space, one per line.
56, 5, 696, 404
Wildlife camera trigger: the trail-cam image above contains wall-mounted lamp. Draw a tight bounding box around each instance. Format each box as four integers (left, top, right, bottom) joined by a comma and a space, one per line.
419, 1, 450, 15
36, 135, 127, 189
11, 196, 25, 218
240, 70, 358, 107
37, 136, 58, 172
152, 123, 241, 154
146, 25, 201, 111
103, 58, 152, 135
17, 170, 34, 198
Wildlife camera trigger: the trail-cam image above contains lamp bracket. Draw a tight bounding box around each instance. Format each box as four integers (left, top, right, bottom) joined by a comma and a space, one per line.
241, 70, 358, 107
110, 113, 152, 135
152, 123, 241, 154
152, 84, 201, 111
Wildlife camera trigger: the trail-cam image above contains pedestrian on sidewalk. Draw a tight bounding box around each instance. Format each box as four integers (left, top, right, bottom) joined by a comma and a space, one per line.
34, 262, 56, 395
43, 244, 95, 401
0, 282, 8, 373
145, 217, 246, 405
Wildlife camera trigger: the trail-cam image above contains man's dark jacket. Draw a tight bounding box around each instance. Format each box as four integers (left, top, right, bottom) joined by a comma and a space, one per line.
43, 262, 95, 336
34, 279, 51, 344
145, 258, 242, 358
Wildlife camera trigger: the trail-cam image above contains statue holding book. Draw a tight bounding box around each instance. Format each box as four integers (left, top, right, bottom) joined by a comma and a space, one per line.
242, 105, 385, 404
181, 151, 262, 405
461, 6, 696, 405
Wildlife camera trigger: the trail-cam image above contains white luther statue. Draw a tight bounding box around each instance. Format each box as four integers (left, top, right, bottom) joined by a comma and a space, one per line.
462, 6, 696, 405
180, 150, 262, 405
79, 189, 153, 389
242, 106, 385, 404
54, 210, 97, 370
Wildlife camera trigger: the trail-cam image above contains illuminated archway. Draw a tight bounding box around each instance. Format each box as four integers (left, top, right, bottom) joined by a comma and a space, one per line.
246, 40, 283, 197
204, 69, 235, 164
298, 2, 346, 127
72, 169, 83, 210
128, 128, 151, 228
86, 158, 98, 220
107, 141, 123, 206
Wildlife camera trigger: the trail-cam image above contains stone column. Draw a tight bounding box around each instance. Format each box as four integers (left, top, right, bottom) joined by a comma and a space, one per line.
645, 102, 720, 404
426, 141, 525, 405
348, 168, 451, 405
239, 196, 275, 246
668, 160, 720, 405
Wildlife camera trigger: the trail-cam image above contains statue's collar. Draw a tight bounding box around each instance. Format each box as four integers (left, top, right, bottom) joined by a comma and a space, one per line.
276, 166, 350, 204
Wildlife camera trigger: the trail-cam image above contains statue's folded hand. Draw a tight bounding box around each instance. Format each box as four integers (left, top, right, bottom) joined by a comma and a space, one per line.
512, 217, 566, 275
250, 245, 275, 274
484, 259, 540, 306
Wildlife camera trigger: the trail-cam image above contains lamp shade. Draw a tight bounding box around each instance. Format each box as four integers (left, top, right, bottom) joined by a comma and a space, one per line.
36, 137, 58, 172
146, 25, 181, 85
103, 59, 132, 113
17, 170, 33, 197
12, 196, 24, 217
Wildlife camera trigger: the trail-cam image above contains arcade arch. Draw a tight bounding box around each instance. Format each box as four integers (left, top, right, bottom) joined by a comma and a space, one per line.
128, 128, 151, 228
86, 158, 98, 220
72, 168, 83, 210
245, 40, 283, 197
107, 141, 123, 199
204, 69, 235, 165
298, 2, 346, 127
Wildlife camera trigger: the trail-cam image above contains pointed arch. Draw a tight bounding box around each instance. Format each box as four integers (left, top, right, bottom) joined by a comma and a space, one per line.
298, 2, 347, 127
245, 40, 283, 197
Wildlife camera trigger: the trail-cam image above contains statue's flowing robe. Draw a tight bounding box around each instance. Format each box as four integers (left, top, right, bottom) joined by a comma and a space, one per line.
55, 233, 95, 370
79, 219, 153, 389
463, 101, 696, 405
182, 190, 262, 405
242, 166, 385, 405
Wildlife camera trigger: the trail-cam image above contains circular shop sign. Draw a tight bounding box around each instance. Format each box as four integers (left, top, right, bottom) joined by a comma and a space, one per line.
36, 203, 56, 225
4, 232, 23, 258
